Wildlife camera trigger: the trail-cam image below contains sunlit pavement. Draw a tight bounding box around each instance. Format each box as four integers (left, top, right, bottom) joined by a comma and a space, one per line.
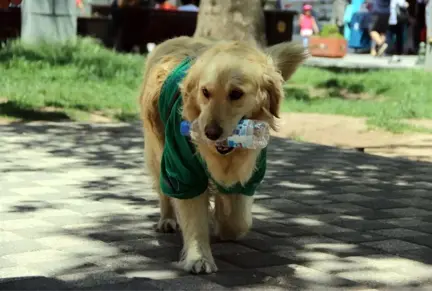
1, 122, 432, 290
305, 54, 421, 70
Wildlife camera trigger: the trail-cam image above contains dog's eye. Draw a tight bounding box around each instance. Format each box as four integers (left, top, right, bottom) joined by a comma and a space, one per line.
229, 89, 244, 101
201, 87, 210, 98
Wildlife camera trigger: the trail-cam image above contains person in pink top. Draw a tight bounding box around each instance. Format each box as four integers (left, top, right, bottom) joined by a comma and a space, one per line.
299, 4, 319, 48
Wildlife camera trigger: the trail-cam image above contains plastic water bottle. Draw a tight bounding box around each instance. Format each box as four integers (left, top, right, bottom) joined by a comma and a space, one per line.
180, 119, 270, 149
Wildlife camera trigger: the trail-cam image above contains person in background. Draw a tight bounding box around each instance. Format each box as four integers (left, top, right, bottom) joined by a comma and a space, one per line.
178, 0, 198, 11
388, 0, 409, 61
369, 0, 391, 56
332, 0, 348, 35
343, 0, 354, 40
155, 0, 176, 10
9, 0, 22, 7
299, 4, 320, 48
76, 0, 85, 13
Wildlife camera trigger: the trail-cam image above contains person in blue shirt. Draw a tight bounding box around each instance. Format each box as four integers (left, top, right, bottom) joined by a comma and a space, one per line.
369, 0, 391, 55
178, 0, 199, 11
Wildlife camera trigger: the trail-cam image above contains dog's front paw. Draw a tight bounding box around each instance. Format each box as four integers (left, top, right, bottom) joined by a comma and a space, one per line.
182, 257, 218, 274
155, 218, 178, 233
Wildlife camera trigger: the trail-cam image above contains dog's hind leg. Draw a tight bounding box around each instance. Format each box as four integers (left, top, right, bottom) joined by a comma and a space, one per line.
143, 132, 178, 233
174, 192, 218, 274
156, 192, 177, 233
214, 194, 253, 241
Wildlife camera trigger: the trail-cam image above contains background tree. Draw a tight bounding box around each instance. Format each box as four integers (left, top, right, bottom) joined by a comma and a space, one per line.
426, 0, 432, 69
193, 0, 267, 47
21, 0, 77, 44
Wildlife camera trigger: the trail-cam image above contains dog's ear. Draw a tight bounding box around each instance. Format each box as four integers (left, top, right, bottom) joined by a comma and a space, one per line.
180, 63, 201, 120
260, 66, 284, 121
257, 42, 307, 129
265, 42, 308, 81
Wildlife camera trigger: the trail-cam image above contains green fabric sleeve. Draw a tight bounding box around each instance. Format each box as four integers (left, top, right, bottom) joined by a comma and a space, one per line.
210, 148, 267, 196
158, 58, 209, 199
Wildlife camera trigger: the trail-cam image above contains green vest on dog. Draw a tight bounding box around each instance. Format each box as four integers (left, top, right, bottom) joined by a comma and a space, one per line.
158, 58, 267, 199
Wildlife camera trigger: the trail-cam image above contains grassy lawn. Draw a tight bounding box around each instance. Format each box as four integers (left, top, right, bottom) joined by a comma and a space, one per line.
1, 38, 431, 132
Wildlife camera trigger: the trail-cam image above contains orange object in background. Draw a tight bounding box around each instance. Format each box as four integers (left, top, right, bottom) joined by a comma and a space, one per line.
156, 2, 177, 10
309, 36, 348, 58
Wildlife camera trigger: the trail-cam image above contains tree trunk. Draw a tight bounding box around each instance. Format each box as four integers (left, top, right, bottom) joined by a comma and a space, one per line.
426, 0, 432, 69
193, 0, 266, 47
21, 0, 77, 44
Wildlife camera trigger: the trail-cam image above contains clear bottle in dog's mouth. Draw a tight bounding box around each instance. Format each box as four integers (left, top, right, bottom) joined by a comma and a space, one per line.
180, 119, 270, 153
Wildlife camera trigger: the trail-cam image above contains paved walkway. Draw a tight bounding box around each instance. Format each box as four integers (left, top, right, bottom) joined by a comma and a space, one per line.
305, 54, 421, 70
1, 122, 432, 291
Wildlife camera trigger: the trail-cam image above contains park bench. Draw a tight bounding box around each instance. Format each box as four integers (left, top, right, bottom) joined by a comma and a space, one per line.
0, 5, 297, 53
0, 7, 20, 44
87, 5, 297, 52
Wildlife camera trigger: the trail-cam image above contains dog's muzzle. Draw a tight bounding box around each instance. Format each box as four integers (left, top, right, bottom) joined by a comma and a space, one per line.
215, 144, 234, 155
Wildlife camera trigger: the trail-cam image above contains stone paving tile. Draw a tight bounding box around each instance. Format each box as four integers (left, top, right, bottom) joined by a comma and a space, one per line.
330, 220, 397, 231
353, 199, 409, 210
0, 276, 74, 290
232, 284, 289, 291
237, 236, 299, 253
326, 193, 374, 203
1, 123, 432, 290
362, 239, 428, 253
370, 228, 430, 238
399, 248, 432, 265
0, 239, 48, 257
259, 264, 356, 288
151, 276, 229, 290
382, 207, 432, 218
336, 269, 421, 288
324, 231, 388, 243
82, 278, 159, 290
206, 270, 271, 288
216, 252, 293, 269
58, 269, 129, 289
403, 236, 432, 248
0, 266, 46, 279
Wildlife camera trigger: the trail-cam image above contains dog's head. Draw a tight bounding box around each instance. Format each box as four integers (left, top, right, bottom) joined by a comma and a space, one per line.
180, 41, 307, 155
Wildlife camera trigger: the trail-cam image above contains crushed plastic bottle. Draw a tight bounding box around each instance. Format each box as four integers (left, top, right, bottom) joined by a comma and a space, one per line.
180, 119, 270, 149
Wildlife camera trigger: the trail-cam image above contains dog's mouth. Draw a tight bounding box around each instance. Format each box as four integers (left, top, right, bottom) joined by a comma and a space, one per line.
215, 144, 234, 155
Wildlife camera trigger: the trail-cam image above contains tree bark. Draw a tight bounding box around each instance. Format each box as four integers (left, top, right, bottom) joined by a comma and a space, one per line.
193, 0, 266, 47
426, 0, 432, 69
21, 0, 77, 44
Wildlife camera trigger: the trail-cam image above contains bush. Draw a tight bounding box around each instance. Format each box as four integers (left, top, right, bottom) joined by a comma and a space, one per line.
319, 24, 344, 39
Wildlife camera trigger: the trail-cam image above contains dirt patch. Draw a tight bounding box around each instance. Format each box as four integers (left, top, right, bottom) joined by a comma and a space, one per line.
273, 113, 432, 163
288, 84, 376, 100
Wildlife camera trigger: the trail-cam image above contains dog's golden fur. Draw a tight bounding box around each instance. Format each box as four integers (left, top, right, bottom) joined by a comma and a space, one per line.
139, 36, 306, 274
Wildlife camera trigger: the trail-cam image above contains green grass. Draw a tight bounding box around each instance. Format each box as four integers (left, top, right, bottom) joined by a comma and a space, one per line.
0, 38, 144, 121
285, 67, 432, 132
1, 37, 432, 132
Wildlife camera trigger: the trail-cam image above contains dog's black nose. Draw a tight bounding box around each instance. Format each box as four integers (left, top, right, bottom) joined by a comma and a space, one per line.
204, 123, 223, 140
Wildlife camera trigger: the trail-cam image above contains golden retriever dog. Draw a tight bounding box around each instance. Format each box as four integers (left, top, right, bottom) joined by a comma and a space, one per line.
139, 36, 306, 274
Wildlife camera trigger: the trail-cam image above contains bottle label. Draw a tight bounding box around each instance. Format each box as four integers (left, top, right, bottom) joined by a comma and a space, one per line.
233, 119, 252, 136
227, 135, 254, 148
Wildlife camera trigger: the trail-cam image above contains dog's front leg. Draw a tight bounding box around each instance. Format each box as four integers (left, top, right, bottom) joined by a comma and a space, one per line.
174, 191, 217, 274
214, 193, 253, 241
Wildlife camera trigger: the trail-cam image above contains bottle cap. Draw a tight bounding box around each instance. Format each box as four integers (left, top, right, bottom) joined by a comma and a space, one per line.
180, 121, 191, 136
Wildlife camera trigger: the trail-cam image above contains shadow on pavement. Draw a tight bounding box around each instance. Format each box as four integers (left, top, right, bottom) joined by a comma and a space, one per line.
1, 122, 432, 290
